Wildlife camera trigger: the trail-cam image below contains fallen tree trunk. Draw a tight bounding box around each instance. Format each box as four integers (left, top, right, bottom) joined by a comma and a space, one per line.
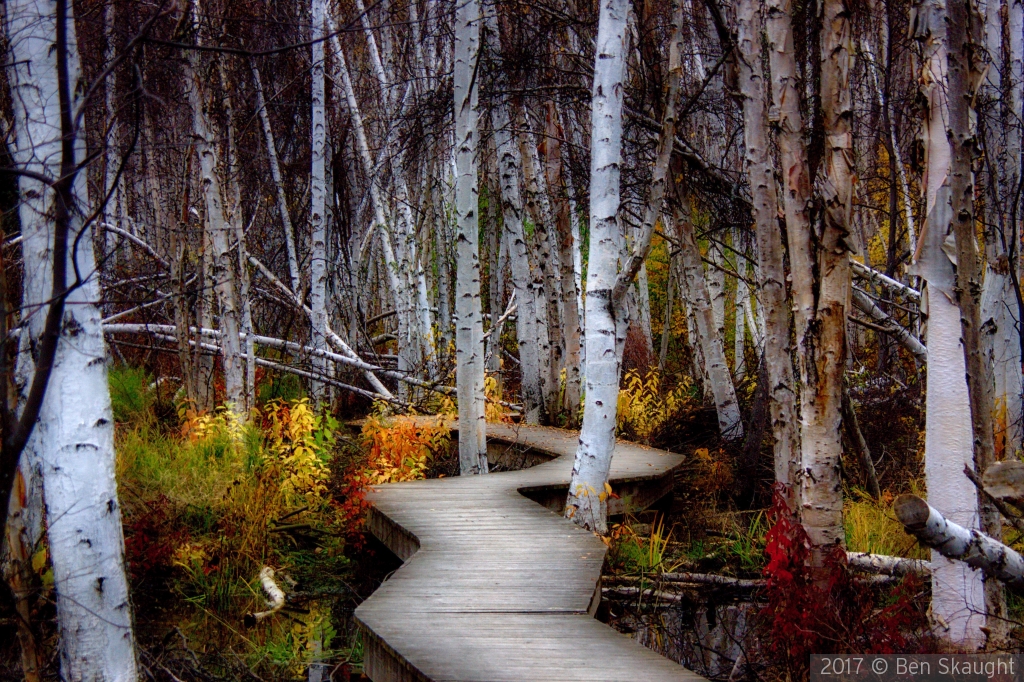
245, 567, 286, 625
894, 494, 1024, 588
851, 261, 921, 303
112, 327, 408, 407
846, 552, 930, 577
103, 324, 522, 411
851, 289, 927, 364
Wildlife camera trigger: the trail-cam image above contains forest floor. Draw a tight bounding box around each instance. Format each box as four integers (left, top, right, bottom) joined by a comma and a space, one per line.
4, 364, 1024, 681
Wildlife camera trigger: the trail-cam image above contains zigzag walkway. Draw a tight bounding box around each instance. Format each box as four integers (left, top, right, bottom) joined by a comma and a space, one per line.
354, 422, 705, 682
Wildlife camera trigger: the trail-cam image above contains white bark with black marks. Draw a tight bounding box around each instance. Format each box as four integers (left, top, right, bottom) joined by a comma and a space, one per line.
8, 0, 138, 675
454, 0, 487, 475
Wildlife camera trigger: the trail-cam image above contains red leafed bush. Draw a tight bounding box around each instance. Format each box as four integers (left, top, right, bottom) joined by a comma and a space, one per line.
759, 484, 931, 679
122, 493, 188, 580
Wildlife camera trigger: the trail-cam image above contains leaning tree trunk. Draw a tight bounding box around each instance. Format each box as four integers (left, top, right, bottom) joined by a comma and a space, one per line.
912, 0, 987, 647
675, 202, 744, 441
7, 0, 138, 676
251, 60, 301, 295
453, 0, 487, 475
735, 0, 801, 502
564, 0, 630, 533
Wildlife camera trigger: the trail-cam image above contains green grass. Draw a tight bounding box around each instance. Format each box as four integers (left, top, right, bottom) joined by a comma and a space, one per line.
109, 364, 155, 423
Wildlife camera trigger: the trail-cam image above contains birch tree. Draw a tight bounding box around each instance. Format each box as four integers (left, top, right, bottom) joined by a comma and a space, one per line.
911, 0, 986, 645
185, 2, 244, 410
5, 0, 137, 675
309, 0, 329, 403
454, 0, 487, 475
735, 0, 800, 499
564, 0, 631, 532
766, 0, 850, 553
483, 5, 547, 424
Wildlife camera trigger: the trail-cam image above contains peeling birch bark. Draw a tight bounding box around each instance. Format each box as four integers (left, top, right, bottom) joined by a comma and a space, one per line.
896, 495, 1024, 589
454, 0, 487, 475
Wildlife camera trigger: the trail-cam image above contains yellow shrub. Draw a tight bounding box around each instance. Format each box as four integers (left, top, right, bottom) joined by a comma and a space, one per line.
485, 375, 513, 423
359, 415, 450, 484
263, 398, 334, 502
617, 370, 694, 442
844, 489, 928, 560
179, 403, 246, 447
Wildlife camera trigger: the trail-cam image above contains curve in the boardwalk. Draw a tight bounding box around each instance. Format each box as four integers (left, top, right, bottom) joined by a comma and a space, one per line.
353, 422, 706, 682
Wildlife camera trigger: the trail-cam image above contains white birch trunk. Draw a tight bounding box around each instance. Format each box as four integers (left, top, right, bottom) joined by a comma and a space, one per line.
251, 61, 301, 294
328, 21, 415, 392
706, 242, 727, 344
677, 207, 744, 441
544, 103, 582, 418
564, 0, 630, 533
186, 3, 243, 410
733, 231, 748, 383
798, 0, 853, 552
7, 0, 137, 675
896, 495, 1024, 589
862, 38, 917, 250
767, 0, 848, 547
309, 0, 329, 403
218, 64, 255, 410
454, 0, 487, 474
637, 262, 654, 361
912, 0, 986, 645
482, 7, 546, 423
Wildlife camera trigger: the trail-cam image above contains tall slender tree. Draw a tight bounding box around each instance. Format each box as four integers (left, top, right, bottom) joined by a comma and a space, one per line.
454, 0, 487, 474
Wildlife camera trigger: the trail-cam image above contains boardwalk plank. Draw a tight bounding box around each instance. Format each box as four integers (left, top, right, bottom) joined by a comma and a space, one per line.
354, 423, 703, 682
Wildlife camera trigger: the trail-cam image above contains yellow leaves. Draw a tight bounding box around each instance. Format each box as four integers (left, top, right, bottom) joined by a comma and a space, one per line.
180, 403, 245, 447
484, 375, 513, 423
359, 415, 450, 485
264, 398, 332, 502
616, 369, 695, 442
172, 541, 211, 570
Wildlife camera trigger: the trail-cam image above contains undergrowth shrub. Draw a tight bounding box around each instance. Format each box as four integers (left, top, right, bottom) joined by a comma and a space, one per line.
609, 515, 673, 573
616, 369, 696, 442
760, 485, 931, 679
119, 395, 344, 602
118, 394, 349, 676
334, 409, 451, 546
358, 411, 450, 485
485, 375, 514, 423
844, 488, 928, 560
109, 364, 155, 423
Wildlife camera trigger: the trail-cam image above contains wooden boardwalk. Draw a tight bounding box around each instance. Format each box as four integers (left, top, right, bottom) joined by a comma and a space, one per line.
353, 422, 706, 682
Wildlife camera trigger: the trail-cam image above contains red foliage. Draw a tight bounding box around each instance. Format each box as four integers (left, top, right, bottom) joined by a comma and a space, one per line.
334, 475, 370, 550
760, 484, 931, 679
122, 494, 188, 580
